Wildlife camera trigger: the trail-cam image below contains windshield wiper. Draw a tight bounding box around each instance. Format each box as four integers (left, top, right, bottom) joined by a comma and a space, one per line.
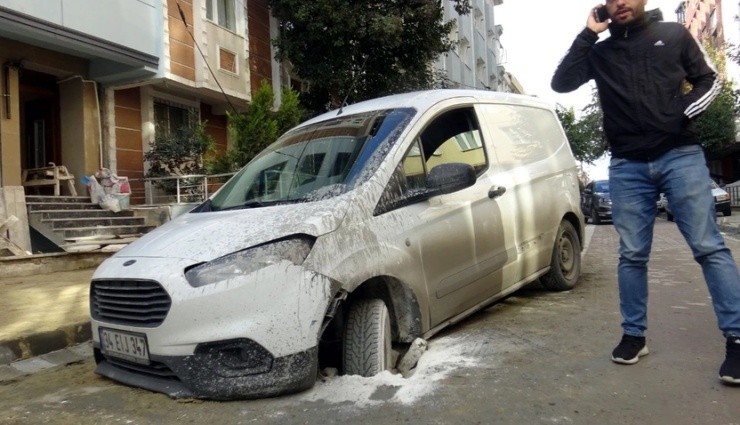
216, 199, 268, 211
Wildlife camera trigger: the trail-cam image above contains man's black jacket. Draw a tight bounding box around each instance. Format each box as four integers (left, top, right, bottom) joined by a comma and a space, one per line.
551, 9, 720, 160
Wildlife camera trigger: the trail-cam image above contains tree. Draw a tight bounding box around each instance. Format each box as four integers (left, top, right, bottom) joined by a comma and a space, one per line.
144, 114, 214, 197
208, 81, 304, 173
269, 0, 471, 114
693, 41, 740, 155
695, 81, 739, 154
555, 88, 607, 164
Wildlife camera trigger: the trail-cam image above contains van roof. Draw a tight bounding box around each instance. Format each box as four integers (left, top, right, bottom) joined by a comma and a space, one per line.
299, 89, 555, 128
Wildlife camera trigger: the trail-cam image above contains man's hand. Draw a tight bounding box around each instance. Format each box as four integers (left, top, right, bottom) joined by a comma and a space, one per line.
587, 4, 609, 33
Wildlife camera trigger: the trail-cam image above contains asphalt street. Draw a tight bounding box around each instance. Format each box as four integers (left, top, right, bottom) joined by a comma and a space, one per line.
1, 217, 739, 424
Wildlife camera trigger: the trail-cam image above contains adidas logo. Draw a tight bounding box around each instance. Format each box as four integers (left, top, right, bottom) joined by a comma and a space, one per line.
654, 40, 665, 46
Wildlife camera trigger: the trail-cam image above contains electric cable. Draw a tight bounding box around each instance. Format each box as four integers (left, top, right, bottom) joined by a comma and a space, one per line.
175, 0, 239, 114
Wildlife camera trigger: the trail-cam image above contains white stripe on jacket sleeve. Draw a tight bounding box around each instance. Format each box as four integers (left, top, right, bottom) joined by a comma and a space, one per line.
684, 36, 721, 119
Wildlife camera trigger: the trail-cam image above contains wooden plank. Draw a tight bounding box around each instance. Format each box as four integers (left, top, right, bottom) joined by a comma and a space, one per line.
0, 187, 31, 253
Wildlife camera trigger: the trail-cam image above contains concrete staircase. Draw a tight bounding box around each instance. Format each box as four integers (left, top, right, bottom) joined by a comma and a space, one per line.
26, 195, 156, 253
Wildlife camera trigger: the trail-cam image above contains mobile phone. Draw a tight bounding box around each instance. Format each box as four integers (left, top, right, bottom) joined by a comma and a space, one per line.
595, 5, 609, 23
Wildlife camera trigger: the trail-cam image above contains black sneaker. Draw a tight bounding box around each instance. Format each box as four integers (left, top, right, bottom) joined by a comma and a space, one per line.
719, 337, 740, 385
611, 334, 649, 364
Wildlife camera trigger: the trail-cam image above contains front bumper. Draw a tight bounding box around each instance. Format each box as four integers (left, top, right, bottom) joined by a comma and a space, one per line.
94, 341, 317, 400
90, 256, 338, 399
596, 206, 612, 219
716, 200, 731, 214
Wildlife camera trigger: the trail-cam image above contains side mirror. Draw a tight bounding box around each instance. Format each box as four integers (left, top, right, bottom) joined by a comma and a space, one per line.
426, 163, 476, 196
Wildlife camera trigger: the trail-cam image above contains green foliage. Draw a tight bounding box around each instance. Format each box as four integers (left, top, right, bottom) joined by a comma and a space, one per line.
555, 89, 607, 164
276, 86, 303, 135
269, 0, 470, 114
697, 80, 739, 154
144, 117, 214, 194
693, 41, 740, 154
208, 81, 305, 173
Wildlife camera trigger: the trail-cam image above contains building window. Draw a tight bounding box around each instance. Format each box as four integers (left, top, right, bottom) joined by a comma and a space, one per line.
205, 0, 235, 31
458, 37, 470, 66
154, 101, 195, 136
219, 48, 237, 73
474, 8, 484, 34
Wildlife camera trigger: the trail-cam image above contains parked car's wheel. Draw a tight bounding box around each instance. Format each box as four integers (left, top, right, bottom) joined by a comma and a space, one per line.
343, 298, 393, 376
666, 212, 674, 222
590, 207, 601, 225
723, 207, 732, 217
541, 220, 581, 291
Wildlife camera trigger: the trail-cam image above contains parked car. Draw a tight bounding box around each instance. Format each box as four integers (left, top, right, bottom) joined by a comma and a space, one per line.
665, 180, 731, 221
89, 90, 584, 400
581, 179, 611, 224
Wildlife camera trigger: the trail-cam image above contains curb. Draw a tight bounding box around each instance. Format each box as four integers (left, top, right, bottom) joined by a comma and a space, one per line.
0, 251, 110, 278
718, 222, 740, 235
0, 341, 92, 384
0, 322, 91, 365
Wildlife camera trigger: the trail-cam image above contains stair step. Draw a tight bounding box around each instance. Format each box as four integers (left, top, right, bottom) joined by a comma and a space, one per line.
25, 195, 91, 204
33, 209, 136, 219
60, 225, 155, 239
27, 202, 100, 211
62, 236, 140, 246
25, 195, 153, 254
42, 216, 145, 229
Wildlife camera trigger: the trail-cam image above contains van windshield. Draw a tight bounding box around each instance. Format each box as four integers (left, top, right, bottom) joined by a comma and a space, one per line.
203, 108, 415, 211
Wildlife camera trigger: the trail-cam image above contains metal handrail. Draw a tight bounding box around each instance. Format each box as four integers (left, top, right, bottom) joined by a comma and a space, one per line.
129, 172, 236, 205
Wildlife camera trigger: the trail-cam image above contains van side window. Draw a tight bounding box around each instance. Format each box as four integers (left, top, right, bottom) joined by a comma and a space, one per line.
375, 107, 486, 215
478, 104, 564, 170
418, 108, 487, 176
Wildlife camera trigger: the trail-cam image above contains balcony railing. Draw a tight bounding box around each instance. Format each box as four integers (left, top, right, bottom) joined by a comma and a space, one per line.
130, 173, 236, 205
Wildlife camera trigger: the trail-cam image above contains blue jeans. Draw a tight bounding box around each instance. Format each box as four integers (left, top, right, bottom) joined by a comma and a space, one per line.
609, 144, 740, 338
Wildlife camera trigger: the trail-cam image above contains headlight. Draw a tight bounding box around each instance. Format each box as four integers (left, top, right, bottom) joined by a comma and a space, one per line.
598, 197, 611, 206
716, 194, 730, 202
185, 236, 315, 287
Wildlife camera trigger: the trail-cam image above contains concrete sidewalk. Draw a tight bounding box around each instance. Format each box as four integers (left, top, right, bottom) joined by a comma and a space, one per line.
2, 210, 740, 369
0, 253, 104, 365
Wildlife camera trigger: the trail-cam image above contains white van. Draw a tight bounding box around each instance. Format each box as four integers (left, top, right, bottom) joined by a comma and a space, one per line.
90, 90, 584, 400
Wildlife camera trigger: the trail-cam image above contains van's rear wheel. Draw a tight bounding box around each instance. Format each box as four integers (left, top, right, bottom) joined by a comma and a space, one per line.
343, 298, 393, 376
541, 220, 581, 291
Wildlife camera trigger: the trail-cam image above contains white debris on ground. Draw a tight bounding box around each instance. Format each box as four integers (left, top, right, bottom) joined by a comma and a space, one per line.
396, 337, 428, 377
296, 334, 481, 407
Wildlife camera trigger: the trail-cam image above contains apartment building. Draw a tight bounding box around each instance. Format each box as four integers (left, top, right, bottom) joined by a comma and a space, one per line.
436, 0, 521, 93
0, 0, 280, 253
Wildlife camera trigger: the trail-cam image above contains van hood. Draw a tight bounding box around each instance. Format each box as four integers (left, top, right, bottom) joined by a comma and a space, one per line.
114, 197, 352, 262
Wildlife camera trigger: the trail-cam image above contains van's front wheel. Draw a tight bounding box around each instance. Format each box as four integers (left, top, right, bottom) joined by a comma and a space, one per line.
343, 298, 393, 376
541, 220, 581, 291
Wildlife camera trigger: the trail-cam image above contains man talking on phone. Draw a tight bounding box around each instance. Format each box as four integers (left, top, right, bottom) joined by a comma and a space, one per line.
551, 0, 740, 385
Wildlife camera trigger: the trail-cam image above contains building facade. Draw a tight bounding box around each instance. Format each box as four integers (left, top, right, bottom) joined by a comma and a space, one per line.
435, 0, 521, 93
0, 0, 281, 252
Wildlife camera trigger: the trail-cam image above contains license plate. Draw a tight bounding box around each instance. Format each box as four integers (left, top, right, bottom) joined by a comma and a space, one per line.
99, 328, 150, 364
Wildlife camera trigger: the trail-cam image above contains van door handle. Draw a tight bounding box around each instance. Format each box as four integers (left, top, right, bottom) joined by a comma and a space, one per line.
488, 186, 506, 199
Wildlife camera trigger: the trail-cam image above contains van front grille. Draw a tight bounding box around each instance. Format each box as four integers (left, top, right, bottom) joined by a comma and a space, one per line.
91, 279, 171, 327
